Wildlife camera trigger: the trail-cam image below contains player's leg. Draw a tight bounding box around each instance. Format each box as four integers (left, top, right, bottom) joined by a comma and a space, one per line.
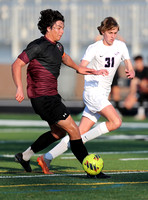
79, 106, 103, 143
34, 96, 87, 171
30, 125, 66, 156
78, 107, 117, 179
42, 112, 96, 168
15, 125, 66, 173
79, 113, 111, 179
100, 104, 122, 131
82, 87, 122, 142
44, 135, 70, 161
56, 115, 88, 163
79, 116, 96, 135
36, 124, 67, 174
41, 104, 119, 177
15, 95, 68, 172
81, 104, 122, 144
55, 116, 111, 179
38, 115, 88, 173
38, 110, 110, 178
41, 108, 105, 175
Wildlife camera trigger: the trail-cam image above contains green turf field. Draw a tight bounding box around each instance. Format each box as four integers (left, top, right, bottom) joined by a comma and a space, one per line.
0, 114, 148, 200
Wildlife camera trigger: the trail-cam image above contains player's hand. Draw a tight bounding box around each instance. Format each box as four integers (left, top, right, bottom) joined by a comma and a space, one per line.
77, 66, 97, 75
125, 69, 135, 79
15, 88, 24, 103
77, 67, 108, 75
97, 69, 109, 76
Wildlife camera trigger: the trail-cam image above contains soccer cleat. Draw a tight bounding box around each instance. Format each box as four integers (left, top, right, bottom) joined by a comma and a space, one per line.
96, 172, 111, 179
15, 153, 32, 172
87, 172, 111, 179
37, 155, 53, 174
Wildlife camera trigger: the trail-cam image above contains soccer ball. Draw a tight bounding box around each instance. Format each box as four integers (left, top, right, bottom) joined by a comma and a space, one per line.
82, 154, 104, 175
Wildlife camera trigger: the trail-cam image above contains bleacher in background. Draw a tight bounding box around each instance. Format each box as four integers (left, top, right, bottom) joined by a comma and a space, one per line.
0, 0, 148, 62
0, 0, 148, 113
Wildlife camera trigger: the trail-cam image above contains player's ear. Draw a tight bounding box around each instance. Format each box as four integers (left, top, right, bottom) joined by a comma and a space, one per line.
47, 26, 51, 32
101, 31, 105, 36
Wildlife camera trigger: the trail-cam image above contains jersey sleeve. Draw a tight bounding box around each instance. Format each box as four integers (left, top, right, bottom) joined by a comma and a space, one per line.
81, 44, 96, 62
61, 45, 65, 58
18, 41, 41, 64
62, 52, 66, 59
56, 42, 65, 57
121, 42, 130, 61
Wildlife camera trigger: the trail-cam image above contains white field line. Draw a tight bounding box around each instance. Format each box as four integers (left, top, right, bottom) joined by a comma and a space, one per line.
61, 157, 76, 159
1, 150, 148, 158
0, 120, 148, 141
120, 158, 148, 161
0, 119, 48, 127
0, 171, 148, 179
62, 150, 148, 155
99, 135, 148, 140
60, 155, 148, 160
1, 134, 148, 140
0, 120, 148, 129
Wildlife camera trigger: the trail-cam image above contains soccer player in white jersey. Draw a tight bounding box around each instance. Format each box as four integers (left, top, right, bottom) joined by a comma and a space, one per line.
37, 17, 135, 178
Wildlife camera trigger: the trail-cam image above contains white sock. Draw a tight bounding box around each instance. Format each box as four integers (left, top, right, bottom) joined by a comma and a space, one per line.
22, 147, 34, 161
44, 135, 70, 160
44, 122, 109, 161
82, 122, 109, 143
137, 106, 145, 116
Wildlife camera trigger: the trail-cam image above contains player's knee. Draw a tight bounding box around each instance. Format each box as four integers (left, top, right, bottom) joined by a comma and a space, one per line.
52, 131, 66, 140
67, 124, 81, 139
70, 125, 79, 135
113, 117, 122, 130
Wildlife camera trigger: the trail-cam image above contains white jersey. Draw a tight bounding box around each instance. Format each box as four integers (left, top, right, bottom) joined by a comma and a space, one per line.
82, 39, 130, 116
82, 39, 130, 95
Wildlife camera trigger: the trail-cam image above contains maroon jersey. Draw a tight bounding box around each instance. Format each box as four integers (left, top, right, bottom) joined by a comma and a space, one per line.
18, 36, 65, 98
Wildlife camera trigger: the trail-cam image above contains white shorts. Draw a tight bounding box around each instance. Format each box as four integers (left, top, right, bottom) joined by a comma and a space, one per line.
83, 88, 111, 114
82, 106, 101, 123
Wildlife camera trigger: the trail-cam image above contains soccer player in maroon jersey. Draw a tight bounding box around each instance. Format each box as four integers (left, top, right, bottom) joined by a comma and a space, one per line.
12, 9, 108, 177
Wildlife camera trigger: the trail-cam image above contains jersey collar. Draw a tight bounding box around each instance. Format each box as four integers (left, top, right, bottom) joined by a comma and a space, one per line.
44, 36, 56, 45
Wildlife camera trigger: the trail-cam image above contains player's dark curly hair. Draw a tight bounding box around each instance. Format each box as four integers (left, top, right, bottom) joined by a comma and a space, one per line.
97, 17, 119, 35
37, 9, 65, 35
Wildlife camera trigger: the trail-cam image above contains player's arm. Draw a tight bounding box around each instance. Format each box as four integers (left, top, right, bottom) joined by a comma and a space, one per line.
11, 58, 26, 103
79, 59, 109, 76
62, 53, 103, 75
124, 59, 135, 79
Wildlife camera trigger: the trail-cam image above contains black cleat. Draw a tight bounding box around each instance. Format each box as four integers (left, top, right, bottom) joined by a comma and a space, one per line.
87, 172, 111, 179
96, 172, 111, 179
15, 153, 32, 172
